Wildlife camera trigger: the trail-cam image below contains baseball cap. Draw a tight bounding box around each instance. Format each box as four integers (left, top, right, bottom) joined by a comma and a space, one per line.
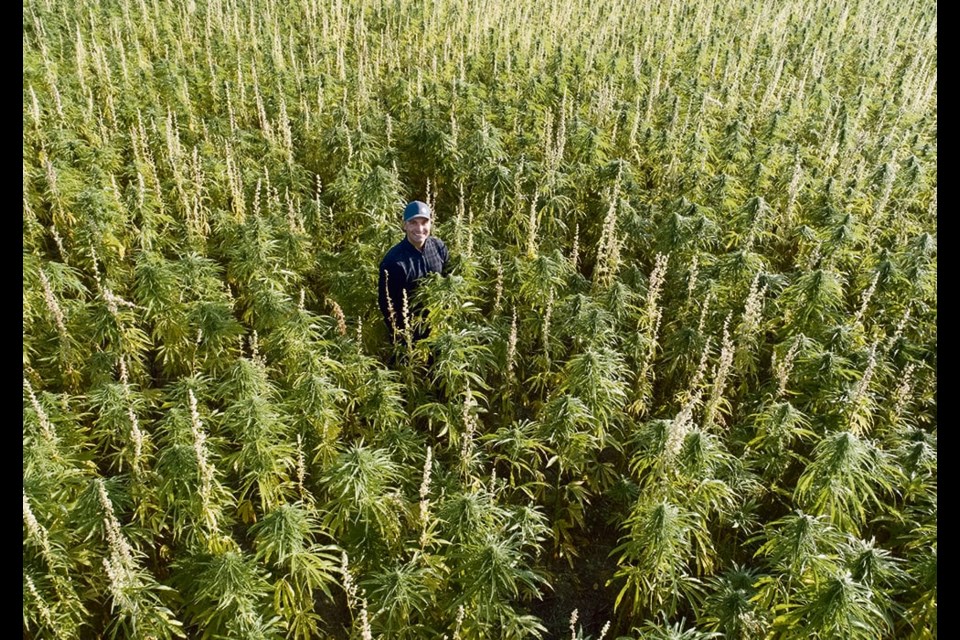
403, 200, 432, 221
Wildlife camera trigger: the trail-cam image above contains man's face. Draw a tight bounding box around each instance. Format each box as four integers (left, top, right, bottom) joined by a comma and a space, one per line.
404, 216, 431, 249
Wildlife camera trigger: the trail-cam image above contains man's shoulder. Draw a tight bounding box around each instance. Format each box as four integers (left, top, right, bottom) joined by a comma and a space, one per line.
380, 239, 411, 267
427, 236, 448, 256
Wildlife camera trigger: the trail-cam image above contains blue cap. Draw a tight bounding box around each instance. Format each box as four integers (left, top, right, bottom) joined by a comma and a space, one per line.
403, 200, 432, 221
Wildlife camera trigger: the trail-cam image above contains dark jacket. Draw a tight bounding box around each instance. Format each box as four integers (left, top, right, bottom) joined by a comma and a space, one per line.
378, 236, 449, 338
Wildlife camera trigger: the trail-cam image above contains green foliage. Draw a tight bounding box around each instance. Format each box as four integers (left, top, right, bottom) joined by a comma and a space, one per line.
22, 0, 936, 636
172, 550, 282, 639
320, 442, 406, 552
794, 431, 900, 534
611, 499, 710, 617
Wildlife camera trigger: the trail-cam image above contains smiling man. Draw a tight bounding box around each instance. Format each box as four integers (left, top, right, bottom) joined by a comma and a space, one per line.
378, 200, 449, 342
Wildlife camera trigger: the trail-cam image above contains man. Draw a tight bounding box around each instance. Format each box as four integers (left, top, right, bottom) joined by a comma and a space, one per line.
378, 200, 449, 342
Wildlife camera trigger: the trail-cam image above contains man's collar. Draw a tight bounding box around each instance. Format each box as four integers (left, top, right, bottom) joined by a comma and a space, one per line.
404, 237, 427, 252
